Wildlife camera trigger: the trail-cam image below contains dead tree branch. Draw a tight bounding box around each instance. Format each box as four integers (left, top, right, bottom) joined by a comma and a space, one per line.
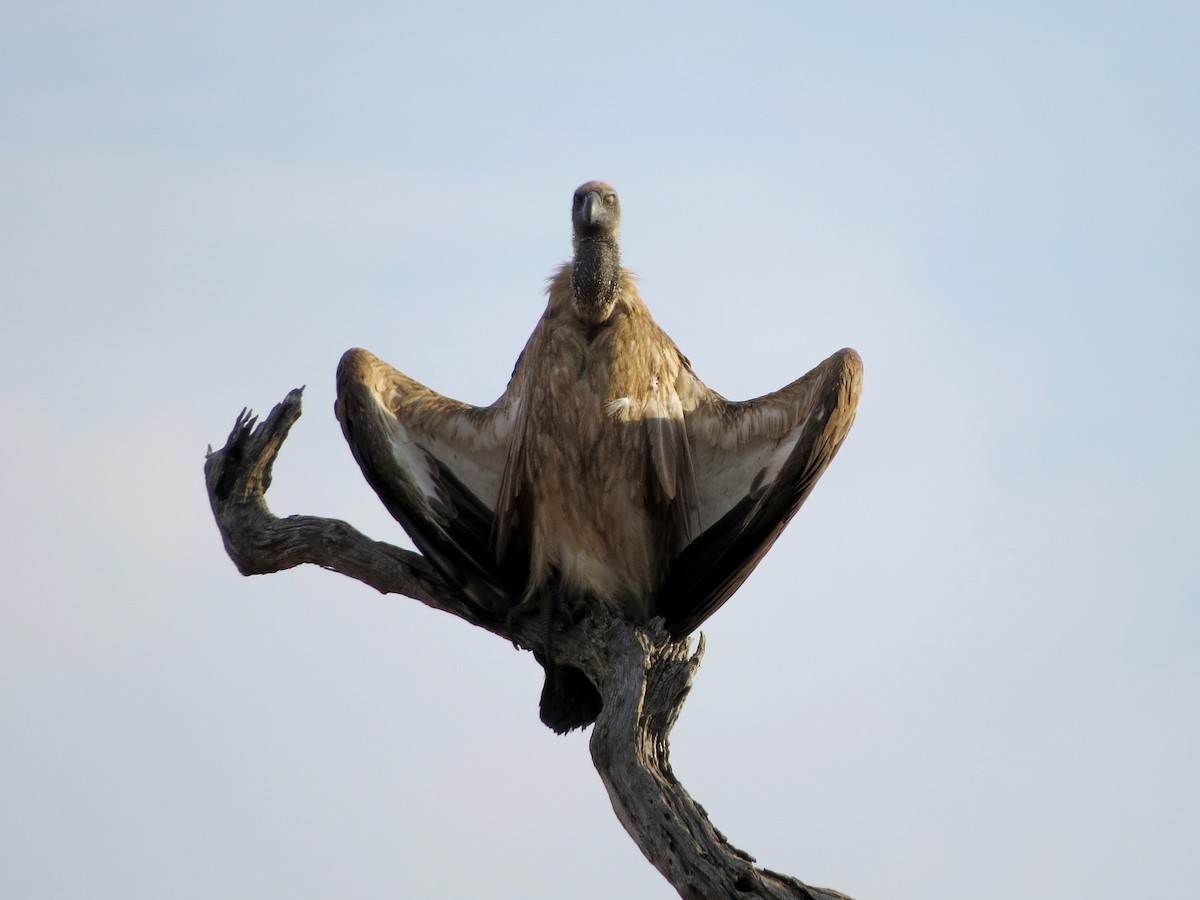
204, 389, 854, 900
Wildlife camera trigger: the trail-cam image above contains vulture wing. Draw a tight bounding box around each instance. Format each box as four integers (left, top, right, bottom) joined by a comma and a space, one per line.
657, 347, 863, 636
335, 347, 525, 620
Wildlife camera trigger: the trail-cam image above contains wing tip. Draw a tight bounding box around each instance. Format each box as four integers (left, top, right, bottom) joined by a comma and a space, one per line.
830, 346, 864, 387
337, 346, 382, 385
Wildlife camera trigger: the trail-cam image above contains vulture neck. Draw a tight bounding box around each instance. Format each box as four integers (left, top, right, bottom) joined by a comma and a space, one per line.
571, 236, 621, 324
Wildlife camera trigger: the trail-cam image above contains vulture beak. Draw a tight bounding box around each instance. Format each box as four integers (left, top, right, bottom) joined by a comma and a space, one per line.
581, 191, 604, 228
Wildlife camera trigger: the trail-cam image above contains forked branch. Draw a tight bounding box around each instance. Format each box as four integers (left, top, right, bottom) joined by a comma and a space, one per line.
204, 390, 854, 900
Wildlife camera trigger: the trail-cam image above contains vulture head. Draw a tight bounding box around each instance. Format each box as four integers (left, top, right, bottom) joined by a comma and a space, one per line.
572, 180, 621, 241
570, 181, 623, 323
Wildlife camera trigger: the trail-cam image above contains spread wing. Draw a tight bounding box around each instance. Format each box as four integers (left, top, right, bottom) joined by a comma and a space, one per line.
656, 347, 863, 636
335, 347, 526, 620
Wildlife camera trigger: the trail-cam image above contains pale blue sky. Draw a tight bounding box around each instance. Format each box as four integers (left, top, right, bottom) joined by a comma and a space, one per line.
2, 2, 1197, 898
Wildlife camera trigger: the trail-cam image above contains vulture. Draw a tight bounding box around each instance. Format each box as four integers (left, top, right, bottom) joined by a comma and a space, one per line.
336, 181, 862, 733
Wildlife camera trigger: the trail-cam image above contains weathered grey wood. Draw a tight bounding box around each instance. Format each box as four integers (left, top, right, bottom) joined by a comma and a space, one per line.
581, 624, 853, 900
204, 389, 855, 900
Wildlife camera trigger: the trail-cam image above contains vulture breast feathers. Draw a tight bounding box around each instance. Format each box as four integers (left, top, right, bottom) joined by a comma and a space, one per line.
336, 181, 863, 732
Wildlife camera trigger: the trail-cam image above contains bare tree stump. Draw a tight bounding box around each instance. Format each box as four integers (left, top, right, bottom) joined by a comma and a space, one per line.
204, 389, 855, 900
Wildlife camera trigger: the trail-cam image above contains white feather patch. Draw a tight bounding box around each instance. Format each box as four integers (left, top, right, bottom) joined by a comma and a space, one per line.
606, 397, 634, 420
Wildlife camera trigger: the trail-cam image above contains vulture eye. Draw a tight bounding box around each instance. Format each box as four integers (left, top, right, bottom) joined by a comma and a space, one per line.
605, 193, 616, 205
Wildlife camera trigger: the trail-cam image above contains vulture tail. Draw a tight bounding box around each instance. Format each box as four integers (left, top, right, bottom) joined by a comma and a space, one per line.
536, 656, 602, 734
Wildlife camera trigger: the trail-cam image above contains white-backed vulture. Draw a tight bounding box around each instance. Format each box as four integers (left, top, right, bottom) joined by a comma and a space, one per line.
336, 181, 863, 732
